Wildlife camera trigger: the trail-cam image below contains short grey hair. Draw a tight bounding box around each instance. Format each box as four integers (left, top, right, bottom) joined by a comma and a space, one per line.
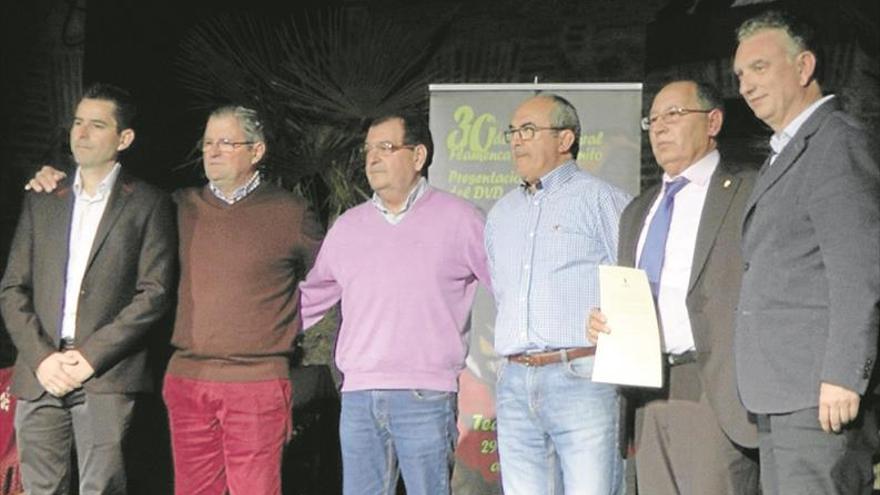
736, 10, 823, 85
209, 105, 266, 144
737, 10, 812, 57
540, 93, 581, 159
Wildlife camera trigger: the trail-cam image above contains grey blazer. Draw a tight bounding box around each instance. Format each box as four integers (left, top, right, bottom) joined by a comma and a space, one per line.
735, 98, 880, 414
619, 159, 758, 448
0, 172, 177, 400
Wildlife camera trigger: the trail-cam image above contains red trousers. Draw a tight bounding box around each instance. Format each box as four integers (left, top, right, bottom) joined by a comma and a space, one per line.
163, 375, 292, 495
0, 367, 23, 495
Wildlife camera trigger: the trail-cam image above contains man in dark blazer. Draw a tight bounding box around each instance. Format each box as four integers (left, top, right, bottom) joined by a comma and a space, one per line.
590, 80, 758, 494
0, 83, 176, 494
733, 11, 880, 495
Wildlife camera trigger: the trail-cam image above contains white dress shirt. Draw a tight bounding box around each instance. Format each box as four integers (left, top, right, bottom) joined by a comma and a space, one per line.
60, 163, 121, 340
371, 177, 428, 225
636, 151, 719, 353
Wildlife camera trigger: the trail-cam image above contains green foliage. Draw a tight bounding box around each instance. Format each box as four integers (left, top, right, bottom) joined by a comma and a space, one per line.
174, 7, 524, 366
176, 9, 451, 220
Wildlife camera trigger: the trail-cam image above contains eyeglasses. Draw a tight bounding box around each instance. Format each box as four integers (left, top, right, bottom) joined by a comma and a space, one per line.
361, 141, 415, 155
202, 138, 254, 153
640, 107, 712, 131
503, 125, 569, 143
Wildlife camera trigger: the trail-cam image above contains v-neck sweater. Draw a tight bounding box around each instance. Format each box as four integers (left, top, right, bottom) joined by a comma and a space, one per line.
168, 183, 322, 381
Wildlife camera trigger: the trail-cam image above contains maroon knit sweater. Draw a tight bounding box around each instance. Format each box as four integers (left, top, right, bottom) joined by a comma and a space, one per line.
167, 183, 323, 381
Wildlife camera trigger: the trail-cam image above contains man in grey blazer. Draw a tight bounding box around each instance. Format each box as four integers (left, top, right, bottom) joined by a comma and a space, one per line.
733, 11, 880, 494
0, 83, 176, 493
590, 80, 758, 494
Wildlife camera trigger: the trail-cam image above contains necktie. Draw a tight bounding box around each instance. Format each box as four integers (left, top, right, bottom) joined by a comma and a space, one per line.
638, 177, 689, 298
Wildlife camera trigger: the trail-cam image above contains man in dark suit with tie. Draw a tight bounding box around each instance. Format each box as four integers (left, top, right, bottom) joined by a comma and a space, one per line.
0, 83, 176, 494
733, 10, 880, 494
590, 80, 758, 494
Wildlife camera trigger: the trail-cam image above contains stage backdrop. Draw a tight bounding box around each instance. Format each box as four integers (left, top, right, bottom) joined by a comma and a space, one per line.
429, 83, 642, 493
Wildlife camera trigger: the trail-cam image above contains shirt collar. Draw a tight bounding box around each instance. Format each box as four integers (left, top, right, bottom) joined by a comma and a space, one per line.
371, 177, 428, 215
661, 149, 719, 189
770, 94, 835, 156
520, 160, 578, 195
209, 170, 262, 205
73, 162, 121, 200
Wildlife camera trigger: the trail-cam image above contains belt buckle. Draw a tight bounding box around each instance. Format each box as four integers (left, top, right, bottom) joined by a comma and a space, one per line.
523, 354, 536, 367
59, 337, 75, 351
667, 351, 694, 366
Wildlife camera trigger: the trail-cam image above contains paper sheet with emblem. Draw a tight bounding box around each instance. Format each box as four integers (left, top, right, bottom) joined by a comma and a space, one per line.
591, 266, 663, 388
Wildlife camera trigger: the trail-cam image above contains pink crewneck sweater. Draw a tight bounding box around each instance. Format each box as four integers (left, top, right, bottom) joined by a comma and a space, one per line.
300, 187, 491, 392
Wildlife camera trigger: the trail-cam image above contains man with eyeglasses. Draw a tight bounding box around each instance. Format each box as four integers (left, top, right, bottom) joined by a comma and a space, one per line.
733, 11, 879, 494
25, 105, 324, 495
299, 113, 491, 495
589, 80, 759, 494
1, 83, 176, 493
159, 105, 323, 495
484, 94, 631, 494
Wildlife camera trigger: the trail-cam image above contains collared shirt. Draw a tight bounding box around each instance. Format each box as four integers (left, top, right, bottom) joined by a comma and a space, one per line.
486, 160, 632, 356
370, 177, 428, 225
636, 150, 719, 353
209, 170, 262, 204
61, 163, 122, 340
769, 94, 835, 164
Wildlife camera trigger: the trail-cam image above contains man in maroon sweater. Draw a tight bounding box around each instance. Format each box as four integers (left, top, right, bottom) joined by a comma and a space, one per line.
161, 106, 323, 495
27, 105, 323, 495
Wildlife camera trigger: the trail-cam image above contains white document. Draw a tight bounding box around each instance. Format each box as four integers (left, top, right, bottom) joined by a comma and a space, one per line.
591, 266, 663, 388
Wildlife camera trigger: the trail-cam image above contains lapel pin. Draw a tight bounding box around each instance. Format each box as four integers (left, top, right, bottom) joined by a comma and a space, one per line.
723, 179, 732, 188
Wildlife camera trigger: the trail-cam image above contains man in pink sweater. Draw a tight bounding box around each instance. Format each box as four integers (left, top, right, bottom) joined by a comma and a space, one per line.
300, 113, 491, 495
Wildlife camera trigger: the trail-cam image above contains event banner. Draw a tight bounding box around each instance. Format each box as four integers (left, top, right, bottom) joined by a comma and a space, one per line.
429, 83, 642, 494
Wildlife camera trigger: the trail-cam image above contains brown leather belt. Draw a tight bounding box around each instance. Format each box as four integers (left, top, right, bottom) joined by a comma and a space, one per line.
508, 347, 596, 367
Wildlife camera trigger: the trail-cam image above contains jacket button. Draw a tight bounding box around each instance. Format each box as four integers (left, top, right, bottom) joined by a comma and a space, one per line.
743, 262, 750, 272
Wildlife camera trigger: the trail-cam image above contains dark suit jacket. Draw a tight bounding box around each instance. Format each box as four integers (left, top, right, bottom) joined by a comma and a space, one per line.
736, 98, 880, 414
0, 171, 177, 400
619, 159, 758, 449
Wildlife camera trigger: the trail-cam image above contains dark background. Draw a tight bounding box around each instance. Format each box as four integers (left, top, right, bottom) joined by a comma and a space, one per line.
0, 0, 877, 493
2, 0, 876, 262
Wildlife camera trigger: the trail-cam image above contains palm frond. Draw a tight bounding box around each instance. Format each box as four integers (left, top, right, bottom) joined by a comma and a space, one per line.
175, 7, 523, 218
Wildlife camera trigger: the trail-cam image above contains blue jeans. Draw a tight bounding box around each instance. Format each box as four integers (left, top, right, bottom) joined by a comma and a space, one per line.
496, 355, 623, 495
340, 389, 458, 495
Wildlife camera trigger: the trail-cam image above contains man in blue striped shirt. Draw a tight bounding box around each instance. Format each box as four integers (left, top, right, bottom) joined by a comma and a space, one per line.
485, 94, 631, 494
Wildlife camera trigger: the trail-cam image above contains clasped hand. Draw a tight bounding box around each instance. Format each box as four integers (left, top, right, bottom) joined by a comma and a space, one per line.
36, 350, 95, 397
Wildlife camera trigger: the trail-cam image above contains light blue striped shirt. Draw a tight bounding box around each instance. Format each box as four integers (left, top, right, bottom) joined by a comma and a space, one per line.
485, 161, 632, 356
